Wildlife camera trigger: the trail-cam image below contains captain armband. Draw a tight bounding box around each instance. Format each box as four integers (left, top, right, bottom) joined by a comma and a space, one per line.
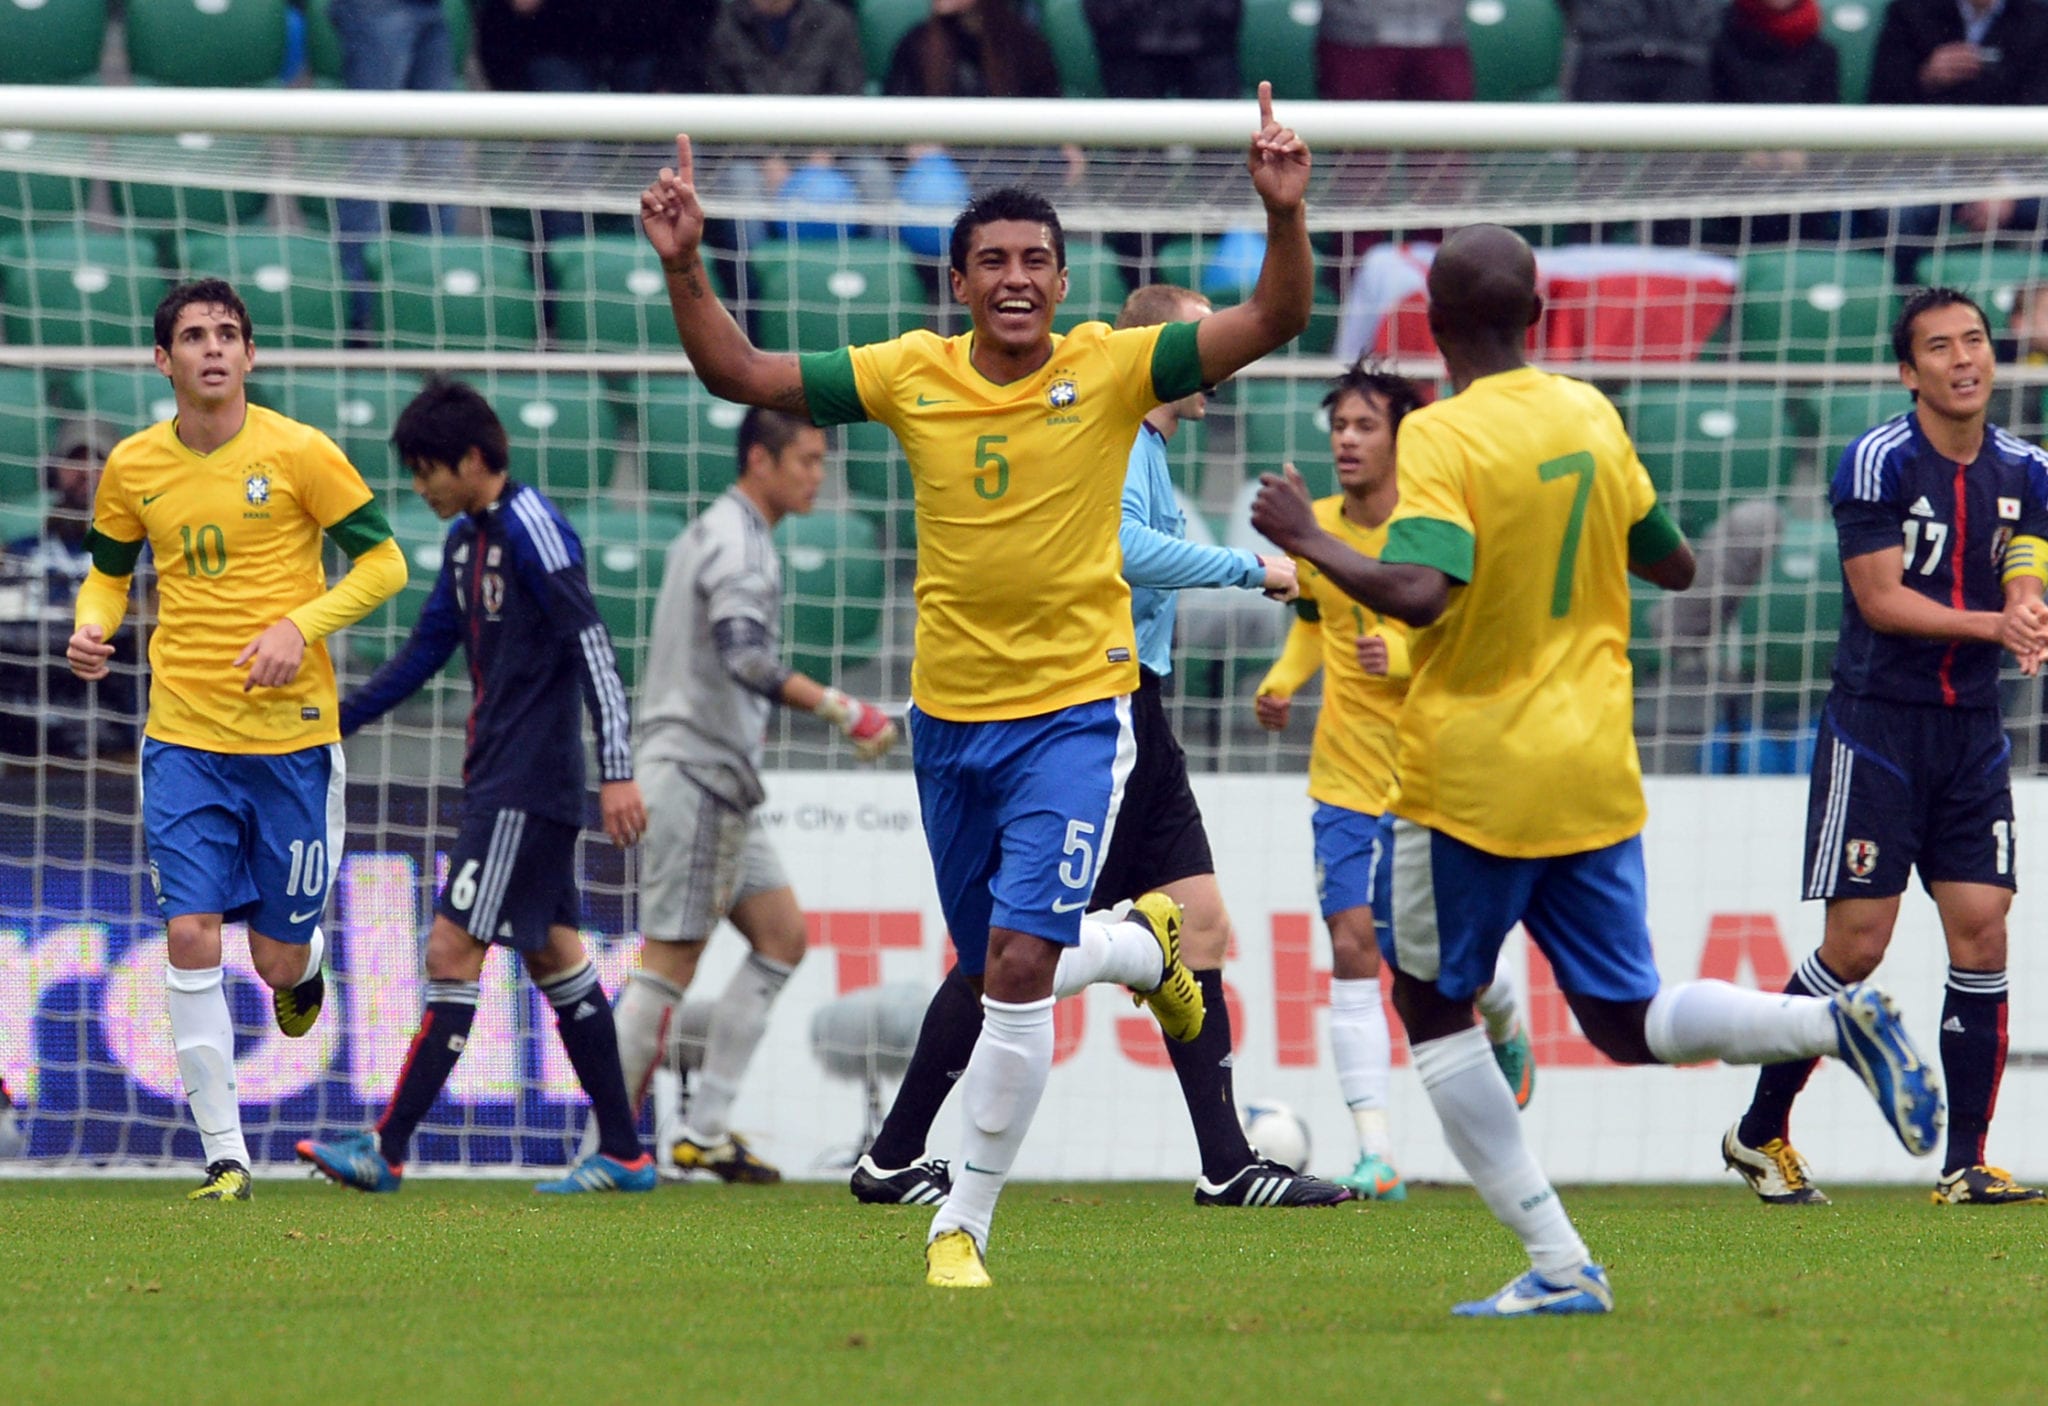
2002, 534, 2048, 586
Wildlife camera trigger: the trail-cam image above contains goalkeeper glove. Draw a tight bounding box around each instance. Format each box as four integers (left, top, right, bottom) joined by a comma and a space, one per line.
815, 688, 899, 761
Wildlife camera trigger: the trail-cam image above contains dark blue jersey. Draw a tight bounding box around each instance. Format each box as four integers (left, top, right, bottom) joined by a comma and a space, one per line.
1830, 414, 2048, 709
342, 482, 633, 826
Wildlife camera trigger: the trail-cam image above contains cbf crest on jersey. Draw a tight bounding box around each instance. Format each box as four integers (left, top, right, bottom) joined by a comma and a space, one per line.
1845, 838, 1879, 879
244, 472, 271, 506
1048, 377, 1078, 409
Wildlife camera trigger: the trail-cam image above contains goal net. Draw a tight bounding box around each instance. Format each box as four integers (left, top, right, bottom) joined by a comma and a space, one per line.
2, 91, 2044, 1182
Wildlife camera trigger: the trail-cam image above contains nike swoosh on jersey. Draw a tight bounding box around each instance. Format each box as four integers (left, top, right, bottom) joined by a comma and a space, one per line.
1051, 896, 1088, 912
142, 493, 167, 505
288, 907, 322, 924
915, 394, 954, 406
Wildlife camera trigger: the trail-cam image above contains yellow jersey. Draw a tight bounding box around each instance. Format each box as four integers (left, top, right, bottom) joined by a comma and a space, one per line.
1380, 366, 1657, 858
800, 320, 1204, 721
1257, 495, 1409, 814
83, 404, 391, 753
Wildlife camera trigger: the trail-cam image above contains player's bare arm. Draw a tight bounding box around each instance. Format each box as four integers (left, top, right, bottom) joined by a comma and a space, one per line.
234, 617, 307, 692
1192, 82, 1314, 386
643, 134, 809, 417
1842, 547, 2008, 644
1630, 539, 1697, 592
1252, 465, 1450, 626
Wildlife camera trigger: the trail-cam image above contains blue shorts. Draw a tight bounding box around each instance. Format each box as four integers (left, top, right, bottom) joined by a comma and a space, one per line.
906, 696, 1136, 975
140, 739, 344, 944
1387, 818, 1660, 1004
436, 806, 581, 954
1311, 803, 1392, 944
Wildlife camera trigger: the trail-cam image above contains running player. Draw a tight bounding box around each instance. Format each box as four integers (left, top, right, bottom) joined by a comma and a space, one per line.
65, 278, 407, 1200
1254, 359, 1535, 1203
1250, 224, 1947, 1317
294, 376, 655, 1195
849, 283, 1351, 1210
1724, 287, 2048, 1208
604, 405, 897, 1184
642, 83, 1315, 1285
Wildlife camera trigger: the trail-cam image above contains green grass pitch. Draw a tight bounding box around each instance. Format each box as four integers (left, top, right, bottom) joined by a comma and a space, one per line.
3, 1178, 2042, 1405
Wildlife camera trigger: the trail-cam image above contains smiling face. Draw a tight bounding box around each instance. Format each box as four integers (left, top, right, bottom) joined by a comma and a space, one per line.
153, 302, 253, 411
1901, 300, 1995, 424
950, 218, 1068, 361
1329, 388, 1396, 494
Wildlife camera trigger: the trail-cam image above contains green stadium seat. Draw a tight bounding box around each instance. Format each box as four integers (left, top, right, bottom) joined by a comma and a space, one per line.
173, 230, 348, 349
1052, 241, 1131, 333
1236, 0, 1317, 100
1466, 0, 1567, 102
748, 238, 921, 352
126, 0, 288, 86
0, 132, 93, 241
1737, 516, 1842, 710
547, 234, 719, 353
1040, 0, 1103, 97
1237, 378, 1336, 497
572, 504, 685, 689
1825, 0, 1889, 103
105, 134, 271, 231
635, 376, 750, 519
0, 227, 169, 349
1918, 246, 2047, 326
1734, 248, 1893, 364
448, 370, 617, 504
1793, 382, 1908, 477
0, 367, 56, 504
302, 0, 472, 84
350, 494, 454, 670
857, 0, 926, 89
68, 368, 179, 440
841, 419, 913, 549
775, 509, 886, 681
246, 368, 420, 485
0, 0, 106, 84
369, 236, 542, 350
0, 492, 44, 547
1618, 383, 1799, 537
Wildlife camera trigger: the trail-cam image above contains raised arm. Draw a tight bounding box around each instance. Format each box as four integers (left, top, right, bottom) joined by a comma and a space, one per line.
1192, 83, 1314, 387
642, 134, 810, 417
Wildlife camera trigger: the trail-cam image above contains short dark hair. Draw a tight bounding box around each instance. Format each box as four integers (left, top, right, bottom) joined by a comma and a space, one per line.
1323, 357, 1427, 436
391, 376, 510, 475
1893, 286, 1991, 366
949, 186, 1065, 274
735, 406, 818, 478
153, 278, 252, 351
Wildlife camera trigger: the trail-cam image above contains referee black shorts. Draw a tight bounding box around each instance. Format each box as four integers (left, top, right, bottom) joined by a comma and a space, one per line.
1091, 669, 1215, 907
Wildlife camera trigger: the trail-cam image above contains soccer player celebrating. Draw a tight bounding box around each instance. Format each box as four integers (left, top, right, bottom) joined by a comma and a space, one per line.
1251, 224, 1946, 1317
295, 377, 655, 1195
65, 279, 407, 1201
602, 406, 897, 1184
1254, 360, 1535, 1203
642, 83, 1314, 1286
1723, 288, 2048, 1208
849, 283, 1352, 1211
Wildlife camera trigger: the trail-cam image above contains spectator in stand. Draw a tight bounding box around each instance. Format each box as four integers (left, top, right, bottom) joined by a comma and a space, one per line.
1862, 0, 2048, 278
1992, 282, 2048, 442
477, 0, 710, 94
1084, 0, 1241, 100
704, 0, 866, 97
1317, 0, 1472, 102
1562, 0, 1728, 103
4, 419, 120, 611
1707, 0, 1841, 245
883, 0, 1062, 99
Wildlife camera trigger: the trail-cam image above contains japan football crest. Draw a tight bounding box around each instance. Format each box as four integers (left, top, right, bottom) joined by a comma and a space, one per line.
1845, 838, 1878, 879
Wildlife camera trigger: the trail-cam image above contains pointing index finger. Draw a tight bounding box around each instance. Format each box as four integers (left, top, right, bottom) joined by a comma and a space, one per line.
675, 134, 694, 187
1257, 80, 1275, 130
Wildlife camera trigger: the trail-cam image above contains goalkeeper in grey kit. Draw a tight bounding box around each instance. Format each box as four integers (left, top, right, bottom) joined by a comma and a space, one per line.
598, 406, 897, 1181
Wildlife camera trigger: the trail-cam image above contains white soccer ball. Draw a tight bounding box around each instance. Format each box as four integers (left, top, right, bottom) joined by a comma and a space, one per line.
1240, 1100, 1310, 1173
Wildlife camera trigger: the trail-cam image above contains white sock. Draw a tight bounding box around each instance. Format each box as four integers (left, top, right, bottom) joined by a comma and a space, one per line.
1643, 980, 1839, 1066
1475, 950, 1519, 1043
930, 995, 1054, 1253
1414, 1025, 1588, 1277
684, 952, 794, 1143
165, 964, 249, 1170
616, 969, 684, 1115
298, 926, 327, 988
1329, 977, 1392, 1156
1052, 916, 1162, 999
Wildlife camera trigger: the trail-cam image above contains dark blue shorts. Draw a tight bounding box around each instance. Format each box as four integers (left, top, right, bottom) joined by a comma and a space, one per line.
140, 740, 343, 943
1803, 694, 2015, 901
906, 696, 1136, 975
436, 806, 581, 953
1311, 803, 1392, 951
1387, 819, 1661, 1004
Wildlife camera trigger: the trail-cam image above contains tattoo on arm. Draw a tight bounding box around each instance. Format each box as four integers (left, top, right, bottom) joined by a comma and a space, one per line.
768, 381, 810, 419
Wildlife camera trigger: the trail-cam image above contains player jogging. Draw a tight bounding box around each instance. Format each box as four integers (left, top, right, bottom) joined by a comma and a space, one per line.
1723, 287, 2048, 1208
295, 377, 655, 1195
643, 83, 1315, 1286
598, 406, 897, 1184
1254, 359, 1535, 1202
849, 283, 1352, 1211
66, 278, 408, 1201
1250, 224, 1947, 1318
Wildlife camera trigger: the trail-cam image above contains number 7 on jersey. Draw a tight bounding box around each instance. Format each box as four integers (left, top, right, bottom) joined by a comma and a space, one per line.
1537, 451, 1595, 618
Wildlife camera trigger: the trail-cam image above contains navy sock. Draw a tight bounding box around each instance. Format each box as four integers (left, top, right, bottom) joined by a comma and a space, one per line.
868, 967, 983, 1169
377, 979, 479, 1167
1940, 967, 2008, 1175
1736, 951, 1841, 1149
1166, 968, 1256, 1181
542, 962, 642, 1163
